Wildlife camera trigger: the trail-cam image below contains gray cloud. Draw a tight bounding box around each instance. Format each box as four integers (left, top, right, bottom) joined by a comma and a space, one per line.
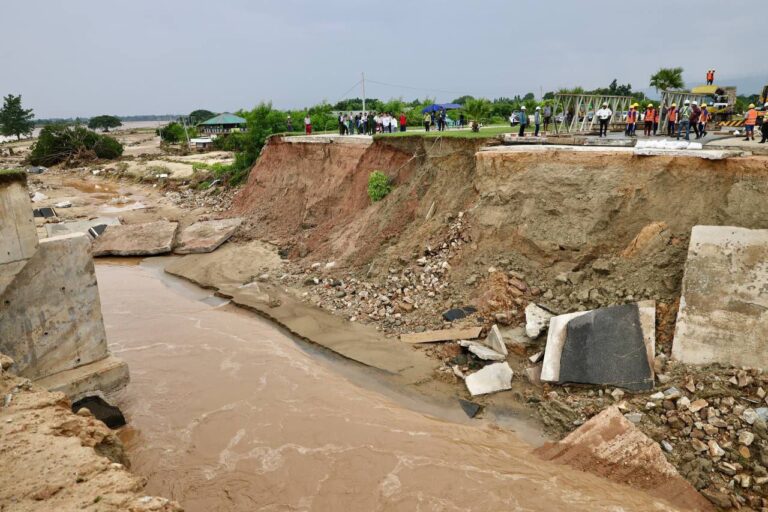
2, 0, 764, 118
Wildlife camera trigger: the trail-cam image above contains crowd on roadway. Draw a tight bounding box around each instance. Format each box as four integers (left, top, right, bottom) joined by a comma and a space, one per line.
590, 100, 767, 142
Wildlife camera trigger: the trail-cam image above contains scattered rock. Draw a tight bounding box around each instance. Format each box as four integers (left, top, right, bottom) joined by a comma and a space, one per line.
458, 399, 481, 418
524, 303, 554, 339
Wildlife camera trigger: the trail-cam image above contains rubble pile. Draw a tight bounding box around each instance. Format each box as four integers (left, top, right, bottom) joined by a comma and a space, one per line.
163, 186, 234, 213
287, 212, 477, 333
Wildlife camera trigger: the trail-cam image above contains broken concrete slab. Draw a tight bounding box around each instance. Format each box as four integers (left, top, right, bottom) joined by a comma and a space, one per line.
483, 324, 508, 355
44, 217, 120, 238
173, 218, 242, 254
34, 355, 129, 401
541, 302, 655, 390
673, 226, 768, 369
1, 177, 38, 266
465, 362, 513, 396
459, 341, 506, 362
558, 303, 655, 391
525, 303, 554, 338
535, 407, 715, 512
92, 220, 178, 256
400, 327, 482, 344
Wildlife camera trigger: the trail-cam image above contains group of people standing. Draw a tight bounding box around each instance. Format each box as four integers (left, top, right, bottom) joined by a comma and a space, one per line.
336, 112, 408, 135
621, 101, 710, 140
422, 109, 461, 132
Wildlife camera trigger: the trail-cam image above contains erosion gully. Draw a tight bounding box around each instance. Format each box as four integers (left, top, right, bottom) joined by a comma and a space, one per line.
98, 260, 673, 511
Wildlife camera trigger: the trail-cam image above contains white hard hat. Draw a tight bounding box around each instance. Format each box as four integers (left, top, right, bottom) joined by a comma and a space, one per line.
536, 106, 541, 110
521, 106, 526, 110
691, 100, 698, 105
764, 102, 768, 107
684, 99, 690, 104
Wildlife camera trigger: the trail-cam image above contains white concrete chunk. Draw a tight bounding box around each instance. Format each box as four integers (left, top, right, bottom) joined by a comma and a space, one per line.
465, 362, 513, 396
525, 303, 554, 339
484, 324, 508, 355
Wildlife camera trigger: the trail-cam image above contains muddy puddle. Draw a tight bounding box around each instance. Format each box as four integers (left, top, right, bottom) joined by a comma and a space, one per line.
98, 262, 676, 511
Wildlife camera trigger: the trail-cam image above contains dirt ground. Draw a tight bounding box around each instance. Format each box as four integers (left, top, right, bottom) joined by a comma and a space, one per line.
0, 354, 181, 511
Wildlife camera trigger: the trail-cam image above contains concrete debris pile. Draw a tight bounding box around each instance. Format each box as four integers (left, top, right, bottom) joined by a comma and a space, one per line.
536, 406, 716, 511
291, 212, 474, 331
164, 186, 235, 213
541, 302, 656, 391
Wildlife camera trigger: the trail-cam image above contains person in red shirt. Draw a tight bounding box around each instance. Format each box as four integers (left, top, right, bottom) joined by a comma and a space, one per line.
399, 113, 407, 132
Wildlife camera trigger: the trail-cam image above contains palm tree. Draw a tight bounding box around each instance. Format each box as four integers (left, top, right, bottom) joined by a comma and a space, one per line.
649, 67, 685, 94
463, 98, 492, 130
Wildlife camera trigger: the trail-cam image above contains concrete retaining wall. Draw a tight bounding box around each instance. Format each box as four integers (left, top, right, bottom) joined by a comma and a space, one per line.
0, 233, 109, 379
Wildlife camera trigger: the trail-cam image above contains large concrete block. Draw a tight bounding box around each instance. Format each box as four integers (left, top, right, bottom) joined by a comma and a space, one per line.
0, 233, 109, 379
673, 226, 768, 368
92, 220, 178, 256
174, 218, 242, 254
34, 355, 129, 402
0, 177, 38, 265
44, 217, 120, 238
542, 302, 655, 391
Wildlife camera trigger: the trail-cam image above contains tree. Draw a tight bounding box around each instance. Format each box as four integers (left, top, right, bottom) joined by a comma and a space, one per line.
650, 67, 685, 94
189, 109, 215, 125
0, 94, 35, 140
451, 95, 475, 105
29, 124, 123, 166
463, 98, 492, 124
158, 122, 187, 144
88, 115, 122, 132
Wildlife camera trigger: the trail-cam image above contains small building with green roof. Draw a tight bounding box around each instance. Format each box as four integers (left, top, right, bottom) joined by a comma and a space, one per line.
197, 113, 247, 135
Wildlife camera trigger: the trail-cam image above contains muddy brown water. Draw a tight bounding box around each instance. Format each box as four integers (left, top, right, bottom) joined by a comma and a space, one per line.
98, 262, 677, 511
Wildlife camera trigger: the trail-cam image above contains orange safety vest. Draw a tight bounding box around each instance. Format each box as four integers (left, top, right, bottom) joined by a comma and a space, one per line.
645, 109, 654, 122
699, 110, 709, 123
627, 110, 636, 123
668, 108, 677, 122
746, 109, 758, 126
706, 71, 712, 81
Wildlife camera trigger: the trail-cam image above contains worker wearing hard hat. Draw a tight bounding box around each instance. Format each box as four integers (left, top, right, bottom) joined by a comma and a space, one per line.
667, 103, 678, 136
760, 103, 768, 143
677, 100, 692, 141
690, 101, 702, 139
744, 103, 758, 141
706, 69, 714, 85
643, 104, 656, 136
698, 103, 710, 139
533, 106, 542, 137
625, 104, 637, 137
518, 106, 528, 137
596, 102, 612, 137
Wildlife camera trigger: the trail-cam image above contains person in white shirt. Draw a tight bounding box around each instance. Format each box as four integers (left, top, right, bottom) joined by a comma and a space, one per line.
595, 102, 613, 137
382, 114, 391, 133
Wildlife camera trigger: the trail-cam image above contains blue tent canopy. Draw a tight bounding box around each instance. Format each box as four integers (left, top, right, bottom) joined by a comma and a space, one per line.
421, 103, 462, 113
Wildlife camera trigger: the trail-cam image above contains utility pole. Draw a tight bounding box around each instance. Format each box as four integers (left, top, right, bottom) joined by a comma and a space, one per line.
362, 72, 366, 113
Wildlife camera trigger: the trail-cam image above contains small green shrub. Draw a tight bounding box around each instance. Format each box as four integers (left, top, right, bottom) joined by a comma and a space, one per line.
367, 171, 392, 202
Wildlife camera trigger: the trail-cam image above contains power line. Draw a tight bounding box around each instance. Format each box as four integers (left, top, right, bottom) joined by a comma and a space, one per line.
365, 79, 468, 96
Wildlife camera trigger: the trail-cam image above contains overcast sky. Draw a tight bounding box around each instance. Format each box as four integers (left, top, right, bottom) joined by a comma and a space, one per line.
3, 0, 765, 118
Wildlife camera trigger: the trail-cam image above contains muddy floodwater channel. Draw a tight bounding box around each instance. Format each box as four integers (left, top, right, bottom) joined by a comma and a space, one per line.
97, 262, 676, 511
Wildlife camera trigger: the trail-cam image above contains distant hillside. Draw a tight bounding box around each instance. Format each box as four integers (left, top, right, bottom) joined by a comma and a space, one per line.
35, 114, 180, 125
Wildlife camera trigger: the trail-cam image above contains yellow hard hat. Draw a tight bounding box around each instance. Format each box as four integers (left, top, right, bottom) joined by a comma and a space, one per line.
749, 103, 756, 108
647, 103, 653, 108
671, 103, 677, 107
